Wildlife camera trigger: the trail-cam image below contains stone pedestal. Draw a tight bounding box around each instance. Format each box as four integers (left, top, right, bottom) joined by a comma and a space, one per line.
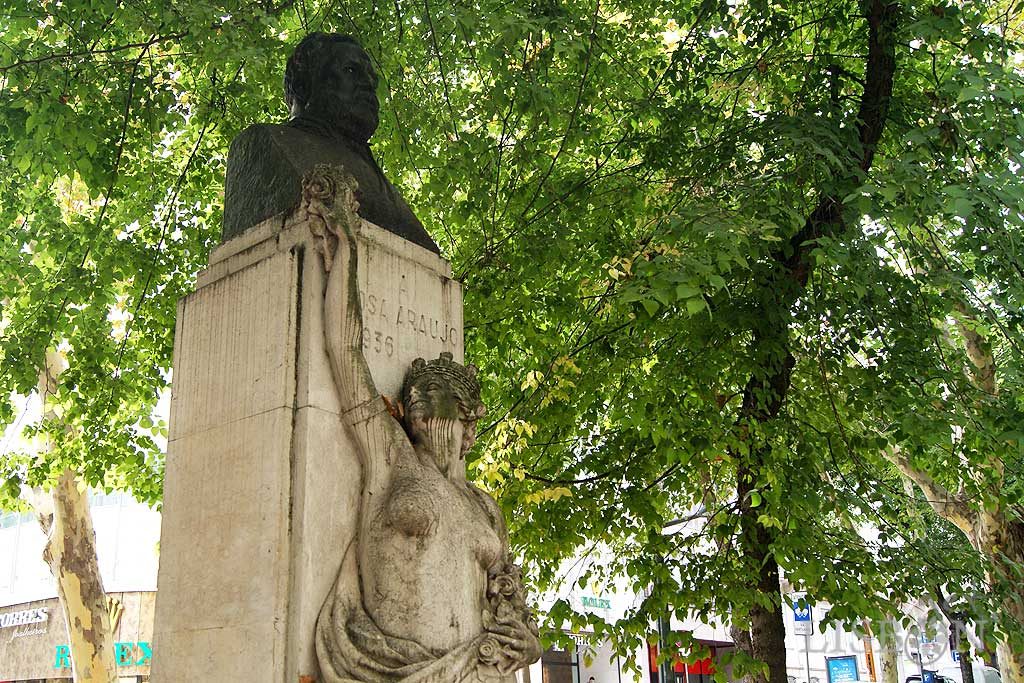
150, 210, 462, 682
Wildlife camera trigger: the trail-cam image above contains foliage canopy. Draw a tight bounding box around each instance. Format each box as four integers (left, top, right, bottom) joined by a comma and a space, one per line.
1, 0, 1023, 672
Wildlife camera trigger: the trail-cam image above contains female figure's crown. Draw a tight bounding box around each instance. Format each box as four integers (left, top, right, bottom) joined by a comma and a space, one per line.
403, 352, 484, 418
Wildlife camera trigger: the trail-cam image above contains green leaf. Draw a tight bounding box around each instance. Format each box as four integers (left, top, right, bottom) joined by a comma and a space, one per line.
641, 299, 660, 316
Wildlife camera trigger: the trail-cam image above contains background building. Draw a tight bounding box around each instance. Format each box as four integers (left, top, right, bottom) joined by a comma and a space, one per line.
0, 495, 973, 683
0, 492, 160, 683
524, 560, 972, 683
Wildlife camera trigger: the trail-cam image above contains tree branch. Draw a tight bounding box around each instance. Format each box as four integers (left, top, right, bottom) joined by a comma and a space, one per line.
0, 32, 186, 72
782, 0, 899, 282
422, 0, 460, 142
953, 300, 998, 397
882, 446, 976, 537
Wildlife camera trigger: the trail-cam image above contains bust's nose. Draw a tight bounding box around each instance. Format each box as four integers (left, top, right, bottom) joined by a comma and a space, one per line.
353, 65, 374, 89
347, 61, 378, 93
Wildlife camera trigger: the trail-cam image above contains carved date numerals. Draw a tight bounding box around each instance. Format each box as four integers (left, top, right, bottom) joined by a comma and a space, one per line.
362, 327, 395, 357
360, 289, 459, 356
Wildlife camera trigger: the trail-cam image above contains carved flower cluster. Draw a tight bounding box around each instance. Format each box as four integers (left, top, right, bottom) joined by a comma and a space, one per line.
303, 163, 360, 210
303, 164, 361, 272
476, 563, 540, 679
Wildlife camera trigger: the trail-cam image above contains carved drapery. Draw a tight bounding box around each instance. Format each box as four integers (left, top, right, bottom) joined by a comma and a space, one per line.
302, 165, 539, 683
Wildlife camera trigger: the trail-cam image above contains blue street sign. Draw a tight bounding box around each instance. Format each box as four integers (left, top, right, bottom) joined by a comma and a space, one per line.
952, 651, 960, 662
792, 597, 813, 635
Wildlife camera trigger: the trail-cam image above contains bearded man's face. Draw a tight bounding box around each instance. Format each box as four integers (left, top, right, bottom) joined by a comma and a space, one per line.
304, 41, 380, 142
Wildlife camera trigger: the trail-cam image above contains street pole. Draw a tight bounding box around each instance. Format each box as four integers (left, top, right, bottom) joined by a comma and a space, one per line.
658, 615, 675, 683
805, 633, 812, 683
915, 628, 926, 683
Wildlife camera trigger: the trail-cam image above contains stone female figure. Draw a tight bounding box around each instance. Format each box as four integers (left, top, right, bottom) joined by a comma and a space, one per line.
311, 167, 540, 683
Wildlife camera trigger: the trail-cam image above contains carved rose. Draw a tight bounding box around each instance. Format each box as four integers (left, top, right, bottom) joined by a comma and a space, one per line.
480, 561, 540, 675
477, 636, 502, 666
489, 573, 518, 599
303, 167, 337, 204
302, 165, 361, 272
303, 165, 360, 214
494, 600, 517, 621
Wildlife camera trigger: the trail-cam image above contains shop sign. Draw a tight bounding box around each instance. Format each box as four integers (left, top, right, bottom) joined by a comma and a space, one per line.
54, 641, 152, 669
0, 607, 49, 629
580, 596, 611, 610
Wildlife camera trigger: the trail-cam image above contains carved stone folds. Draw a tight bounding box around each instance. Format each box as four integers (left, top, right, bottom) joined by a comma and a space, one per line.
307, 164, 540, 682
151, 168, 462, 682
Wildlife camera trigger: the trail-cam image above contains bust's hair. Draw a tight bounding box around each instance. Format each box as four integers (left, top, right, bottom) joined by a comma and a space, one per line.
284, 32, 364, 114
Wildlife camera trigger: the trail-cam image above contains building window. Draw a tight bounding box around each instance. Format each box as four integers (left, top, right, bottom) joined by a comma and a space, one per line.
543, 644, 580, 683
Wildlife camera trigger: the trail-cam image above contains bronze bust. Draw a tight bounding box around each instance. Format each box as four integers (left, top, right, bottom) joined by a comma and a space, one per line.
222, 33, 438, 254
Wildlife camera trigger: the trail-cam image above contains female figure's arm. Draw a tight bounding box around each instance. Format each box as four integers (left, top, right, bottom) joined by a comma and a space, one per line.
322, 184, 377, 413
317, 172, 404, 476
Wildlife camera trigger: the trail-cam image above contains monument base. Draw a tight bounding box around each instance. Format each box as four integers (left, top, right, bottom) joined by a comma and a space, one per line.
149, 208, 462, 682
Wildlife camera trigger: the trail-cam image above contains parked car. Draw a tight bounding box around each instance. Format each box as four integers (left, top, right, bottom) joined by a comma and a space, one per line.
935, 664, 1002, 683
905, 673, 957, 683
906, 666, 1000, 683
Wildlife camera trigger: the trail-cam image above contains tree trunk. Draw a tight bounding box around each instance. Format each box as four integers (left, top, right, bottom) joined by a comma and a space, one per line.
886, 451, 1024, 683
952, 624, 975, 683
715, 2, 897, 680
724, 3, 896, 679
979, 516, 1024, 683
954, 301, 1023, 683
737, 457, 789, 683
33, 351, 117, 683
934, 587, 975, 683
959, 647, 975, 683
879, 619, 900, 683
729, 625, 757, 683
36, 469, 117, 683
749, 587, 788, 683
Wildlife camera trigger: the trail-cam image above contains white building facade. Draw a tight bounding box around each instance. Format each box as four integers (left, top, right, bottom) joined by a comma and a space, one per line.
524, 580, 973, 683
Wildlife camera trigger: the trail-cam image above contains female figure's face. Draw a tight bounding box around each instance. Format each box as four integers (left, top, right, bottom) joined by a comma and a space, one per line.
404, 376, 476, 474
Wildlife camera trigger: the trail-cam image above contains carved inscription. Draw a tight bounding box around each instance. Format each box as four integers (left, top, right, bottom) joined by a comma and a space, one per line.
360, 290, 459, 358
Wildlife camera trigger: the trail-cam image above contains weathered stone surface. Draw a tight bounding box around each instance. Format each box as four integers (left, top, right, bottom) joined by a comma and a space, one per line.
306, 165, 541, 682
151, 194, 460, 680
153, 162, 539, 682
222, 33, 437, 253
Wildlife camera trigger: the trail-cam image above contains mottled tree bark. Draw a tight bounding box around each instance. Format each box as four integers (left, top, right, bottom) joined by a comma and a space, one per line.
36, 470, 117, 683
887, 300, 1024, 683
878, 619, 900, 683
33, 352, 116, 683
959, 301, 1024, 683
982, 520, 1024, 683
